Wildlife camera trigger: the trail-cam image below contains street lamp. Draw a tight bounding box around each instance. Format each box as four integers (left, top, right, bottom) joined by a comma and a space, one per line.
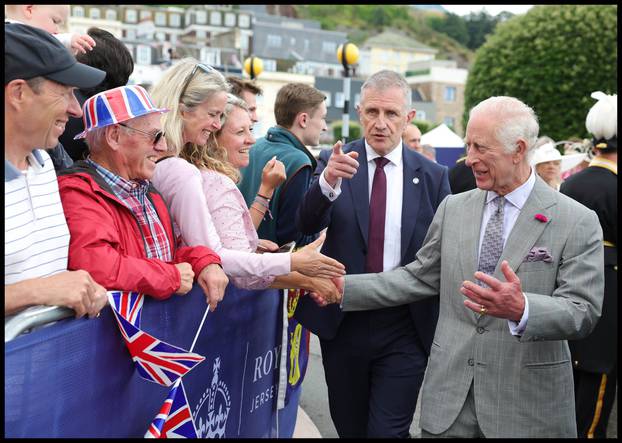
336, 42, 359, 143
244, 55, 263, 80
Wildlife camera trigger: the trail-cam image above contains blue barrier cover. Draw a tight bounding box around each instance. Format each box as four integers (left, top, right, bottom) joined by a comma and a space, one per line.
5, 284, 301, 438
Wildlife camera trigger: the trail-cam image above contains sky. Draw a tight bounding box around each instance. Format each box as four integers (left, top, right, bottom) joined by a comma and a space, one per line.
442, 4, 534, 16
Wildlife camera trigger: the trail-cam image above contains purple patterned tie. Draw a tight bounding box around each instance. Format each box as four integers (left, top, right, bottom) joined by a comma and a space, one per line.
477, 196, 505, 287
366, 157, 390, 273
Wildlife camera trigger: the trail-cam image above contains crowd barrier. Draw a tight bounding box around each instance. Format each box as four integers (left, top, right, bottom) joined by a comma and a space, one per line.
5, 284, 301, 438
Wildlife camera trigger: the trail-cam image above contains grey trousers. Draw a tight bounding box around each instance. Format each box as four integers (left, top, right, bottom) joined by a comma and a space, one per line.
420, 382, 485, 438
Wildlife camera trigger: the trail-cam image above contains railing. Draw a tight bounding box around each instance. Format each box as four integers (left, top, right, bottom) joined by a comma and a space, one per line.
5, 305, 74, 342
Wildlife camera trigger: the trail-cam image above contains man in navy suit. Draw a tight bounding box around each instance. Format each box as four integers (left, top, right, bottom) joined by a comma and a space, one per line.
295, 70, 451, 438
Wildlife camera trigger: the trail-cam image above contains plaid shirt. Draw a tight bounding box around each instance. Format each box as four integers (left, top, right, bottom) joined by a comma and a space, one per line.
86, 159, 173, 262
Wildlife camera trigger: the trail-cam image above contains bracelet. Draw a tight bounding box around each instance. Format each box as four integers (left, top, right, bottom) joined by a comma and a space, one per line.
257, 192, 272, 200
251, 205, 266, 217
253, 197, 270, 210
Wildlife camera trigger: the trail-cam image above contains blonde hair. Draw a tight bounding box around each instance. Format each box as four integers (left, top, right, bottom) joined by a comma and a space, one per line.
188, 94, 249, 183
149, 58, 230, 157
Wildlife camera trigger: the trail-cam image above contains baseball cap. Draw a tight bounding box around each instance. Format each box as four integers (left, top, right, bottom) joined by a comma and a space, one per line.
74, 85, 169, 139
5, 22, 105, 89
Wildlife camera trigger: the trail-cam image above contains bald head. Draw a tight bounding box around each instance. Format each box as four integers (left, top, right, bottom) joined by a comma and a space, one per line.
403, 124, 422, 152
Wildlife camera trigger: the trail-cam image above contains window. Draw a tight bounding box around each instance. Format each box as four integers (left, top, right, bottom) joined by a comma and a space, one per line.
136, 45, 151, 65
196, 30, 206, 40
322, 41, 337, 53
443, 116, 455, 128
169, 13, 181, 27
88, 8, 100, 19
125, 29, 136, 40
73, 6, 84, 18
105, 9, 116, 21
321, 91, 332, 107
262, 59, 276, 72
155, 12, 166, 26
238, 14, 250, 28
444, 86, 456, 102
267, 34, 282, 47
139, 10, 151, 20
416, 110, 427, 121
126, 9, 137, 23
210, 11, 221, 26
195, 10, 207, 24
224, 13, 236, 27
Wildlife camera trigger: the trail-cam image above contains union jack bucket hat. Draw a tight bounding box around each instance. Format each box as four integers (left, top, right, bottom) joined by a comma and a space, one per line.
74, 85, 168, 139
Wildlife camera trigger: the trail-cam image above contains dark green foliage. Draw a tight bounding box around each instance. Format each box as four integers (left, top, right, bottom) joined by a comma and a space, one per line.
411, 119, 439, 134
331, 121, 362, 142
463, 5, 617, 141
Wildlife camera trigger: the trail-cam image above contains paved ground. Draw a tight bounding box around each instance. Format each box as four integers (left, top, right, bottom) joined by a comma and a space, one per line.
300, 333, 617, 438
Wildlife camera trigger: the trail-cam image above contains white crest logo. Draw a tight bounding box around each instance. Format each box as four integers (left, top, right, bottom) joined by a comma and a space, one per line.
192, 357, 231, 438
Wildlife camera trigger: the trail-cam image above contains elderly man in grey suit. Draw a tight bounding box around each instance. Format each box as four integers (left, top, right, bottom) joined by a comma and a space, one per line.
312, 96, 604, 438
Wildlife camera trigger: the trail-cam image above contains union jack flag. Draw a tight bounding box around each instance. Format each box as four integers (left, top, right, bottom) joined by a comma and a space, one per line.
107, 290, 144, 327
145, 380, 198, 438
110, 308, 205, 387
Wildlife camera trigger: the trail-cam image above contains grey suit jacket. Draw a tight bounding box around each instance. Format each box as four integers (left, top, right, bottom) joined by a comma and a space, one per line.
342, 177, 604, 437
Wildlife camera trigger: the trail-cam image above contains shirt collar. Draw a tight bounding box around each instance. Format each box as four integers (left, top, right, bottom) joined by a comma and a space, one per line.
4, 149, 46, 181
86, 158, 149, 194
364, 140, 403, 167
486, 167, 536, 210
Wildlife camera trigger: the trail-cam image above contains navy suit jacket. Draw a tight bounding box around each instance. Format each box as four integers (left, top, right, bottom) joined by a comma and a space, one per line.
295, 138, 451, 352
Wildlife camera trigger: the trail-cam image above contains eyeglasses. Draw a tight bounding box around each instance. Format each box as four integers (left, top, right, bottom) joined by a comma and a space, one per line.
118, 122, 165, 147
179, 63, 217, 102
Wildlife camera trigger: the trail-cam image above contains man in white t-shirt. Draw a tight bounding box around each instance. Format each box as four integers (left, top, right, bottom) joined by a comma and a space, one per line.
4, 23, 107, 319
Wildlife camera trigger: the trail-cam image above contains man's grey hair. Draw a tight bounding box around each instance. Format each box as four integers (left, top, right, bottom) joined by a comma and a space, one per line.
469, 96, 539, 160
360, 70, 412, 110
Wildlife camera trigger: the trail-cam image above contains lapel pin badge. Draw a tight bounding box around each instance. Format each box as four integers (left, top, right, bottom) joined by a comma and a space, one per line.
413, 177, 420, 184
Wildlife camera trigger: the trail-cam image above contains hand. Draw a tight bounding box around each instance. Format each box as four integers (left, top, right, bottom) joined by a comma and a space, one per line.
323, 141, 360, 188
256, 239, 279, 253
174, 262, 195, 295
70, 33, 96, 55
260, 156, 286, 192
308, 276, 344, 307
197, 264, 229, 312
307, 276, 339, 303
39, 270, 107, 319
291, 232, 345, 279
460, 261, 526, 321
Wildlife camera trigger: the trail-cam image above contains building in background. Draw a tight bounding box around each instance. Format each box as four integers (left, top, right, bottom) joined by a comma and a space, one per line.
357, 30, 437, 78
406, 59, 468, 135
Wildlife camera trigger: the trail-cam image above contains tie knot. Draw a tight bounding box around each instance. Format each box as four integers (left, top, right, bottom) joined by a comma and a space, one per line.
374, 157, 390, 169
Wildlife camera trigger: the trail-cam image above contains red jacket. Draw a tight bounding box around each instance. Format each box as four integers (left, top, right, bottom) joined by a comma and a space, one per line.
57, 162, 221, 299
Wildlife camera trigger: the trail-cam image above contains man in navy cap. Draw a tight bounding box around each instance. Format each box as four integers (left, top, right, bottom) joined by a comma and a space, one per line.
4, 23, 108, 319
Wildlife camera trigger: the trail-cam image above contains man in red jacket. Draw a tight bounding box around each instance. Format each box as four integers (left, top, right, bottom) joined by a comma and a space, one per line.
58, 85, 229, 310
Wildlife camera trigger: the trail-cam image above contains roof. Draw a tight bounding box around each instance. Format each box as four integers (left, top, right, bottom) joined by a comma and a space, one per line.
363, 31, 437, 53
421, 123, 464, 148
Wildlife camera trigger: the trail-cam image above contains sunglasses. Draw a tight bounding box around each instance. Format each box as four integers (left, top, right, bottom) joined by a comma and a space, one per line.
179, 63, 217, 101
118, 122, 165, 147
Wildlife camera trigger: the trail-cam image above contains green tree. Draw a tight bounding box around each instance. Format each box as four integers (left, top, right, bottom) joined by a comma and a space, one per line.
464, 11, 499, 50
463, 5, 617, 141
331, 121, 362, 142
411, 119, 439, 134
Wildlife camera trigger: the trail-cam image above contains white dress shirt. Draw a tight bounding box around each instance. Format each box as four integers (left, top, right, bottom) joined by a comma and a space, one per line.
319, 141, 403, 271
479, 169, 536, 335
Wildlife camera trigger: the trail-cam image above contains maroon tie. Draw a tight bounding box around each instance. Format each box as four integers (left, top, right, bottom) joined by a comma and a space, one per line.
366, 157, 390, 273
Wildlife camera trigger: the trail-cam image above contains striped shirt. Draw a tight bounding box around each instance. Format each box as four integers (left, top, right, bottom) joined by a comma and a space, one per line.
5, 150, 70, 285
85, 159, 172, 262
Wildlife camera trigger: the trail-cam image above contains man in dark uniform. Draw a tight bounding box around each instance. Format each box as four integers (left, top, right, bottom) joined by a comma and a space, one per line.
560, 91, 617, 439
448, 154, 477, 194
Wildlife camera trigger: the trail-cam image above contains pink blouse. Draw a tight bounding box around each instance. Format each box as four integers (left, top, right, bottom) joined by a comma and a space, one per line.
152, 156, 290, 289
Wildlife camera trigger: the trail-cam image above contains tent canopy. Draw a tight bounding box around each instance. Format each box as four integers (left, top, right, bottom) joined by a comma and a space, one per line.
421, 123, 464, 148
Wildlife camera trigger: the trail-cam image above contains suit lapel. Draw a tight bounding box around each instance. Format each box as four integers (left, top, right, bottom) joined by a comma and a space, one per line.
347, 141, 370, 247
498, 177, 556, 275
400, 146, 422, 263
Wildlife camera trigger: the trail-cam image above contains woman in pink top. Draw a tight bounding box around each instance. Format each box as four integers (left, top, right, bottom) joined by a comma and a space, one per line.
150, 58, 343, 296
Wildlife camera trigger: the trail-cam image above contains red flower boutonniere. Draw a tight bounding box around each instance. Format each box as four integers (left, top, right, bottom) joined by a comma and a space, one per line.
534, 214, 548, 223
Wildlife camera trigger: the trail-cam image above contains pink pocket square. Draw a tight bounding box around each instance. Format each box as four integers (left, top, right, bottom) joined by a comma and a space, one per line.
524, 247, 553, 263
